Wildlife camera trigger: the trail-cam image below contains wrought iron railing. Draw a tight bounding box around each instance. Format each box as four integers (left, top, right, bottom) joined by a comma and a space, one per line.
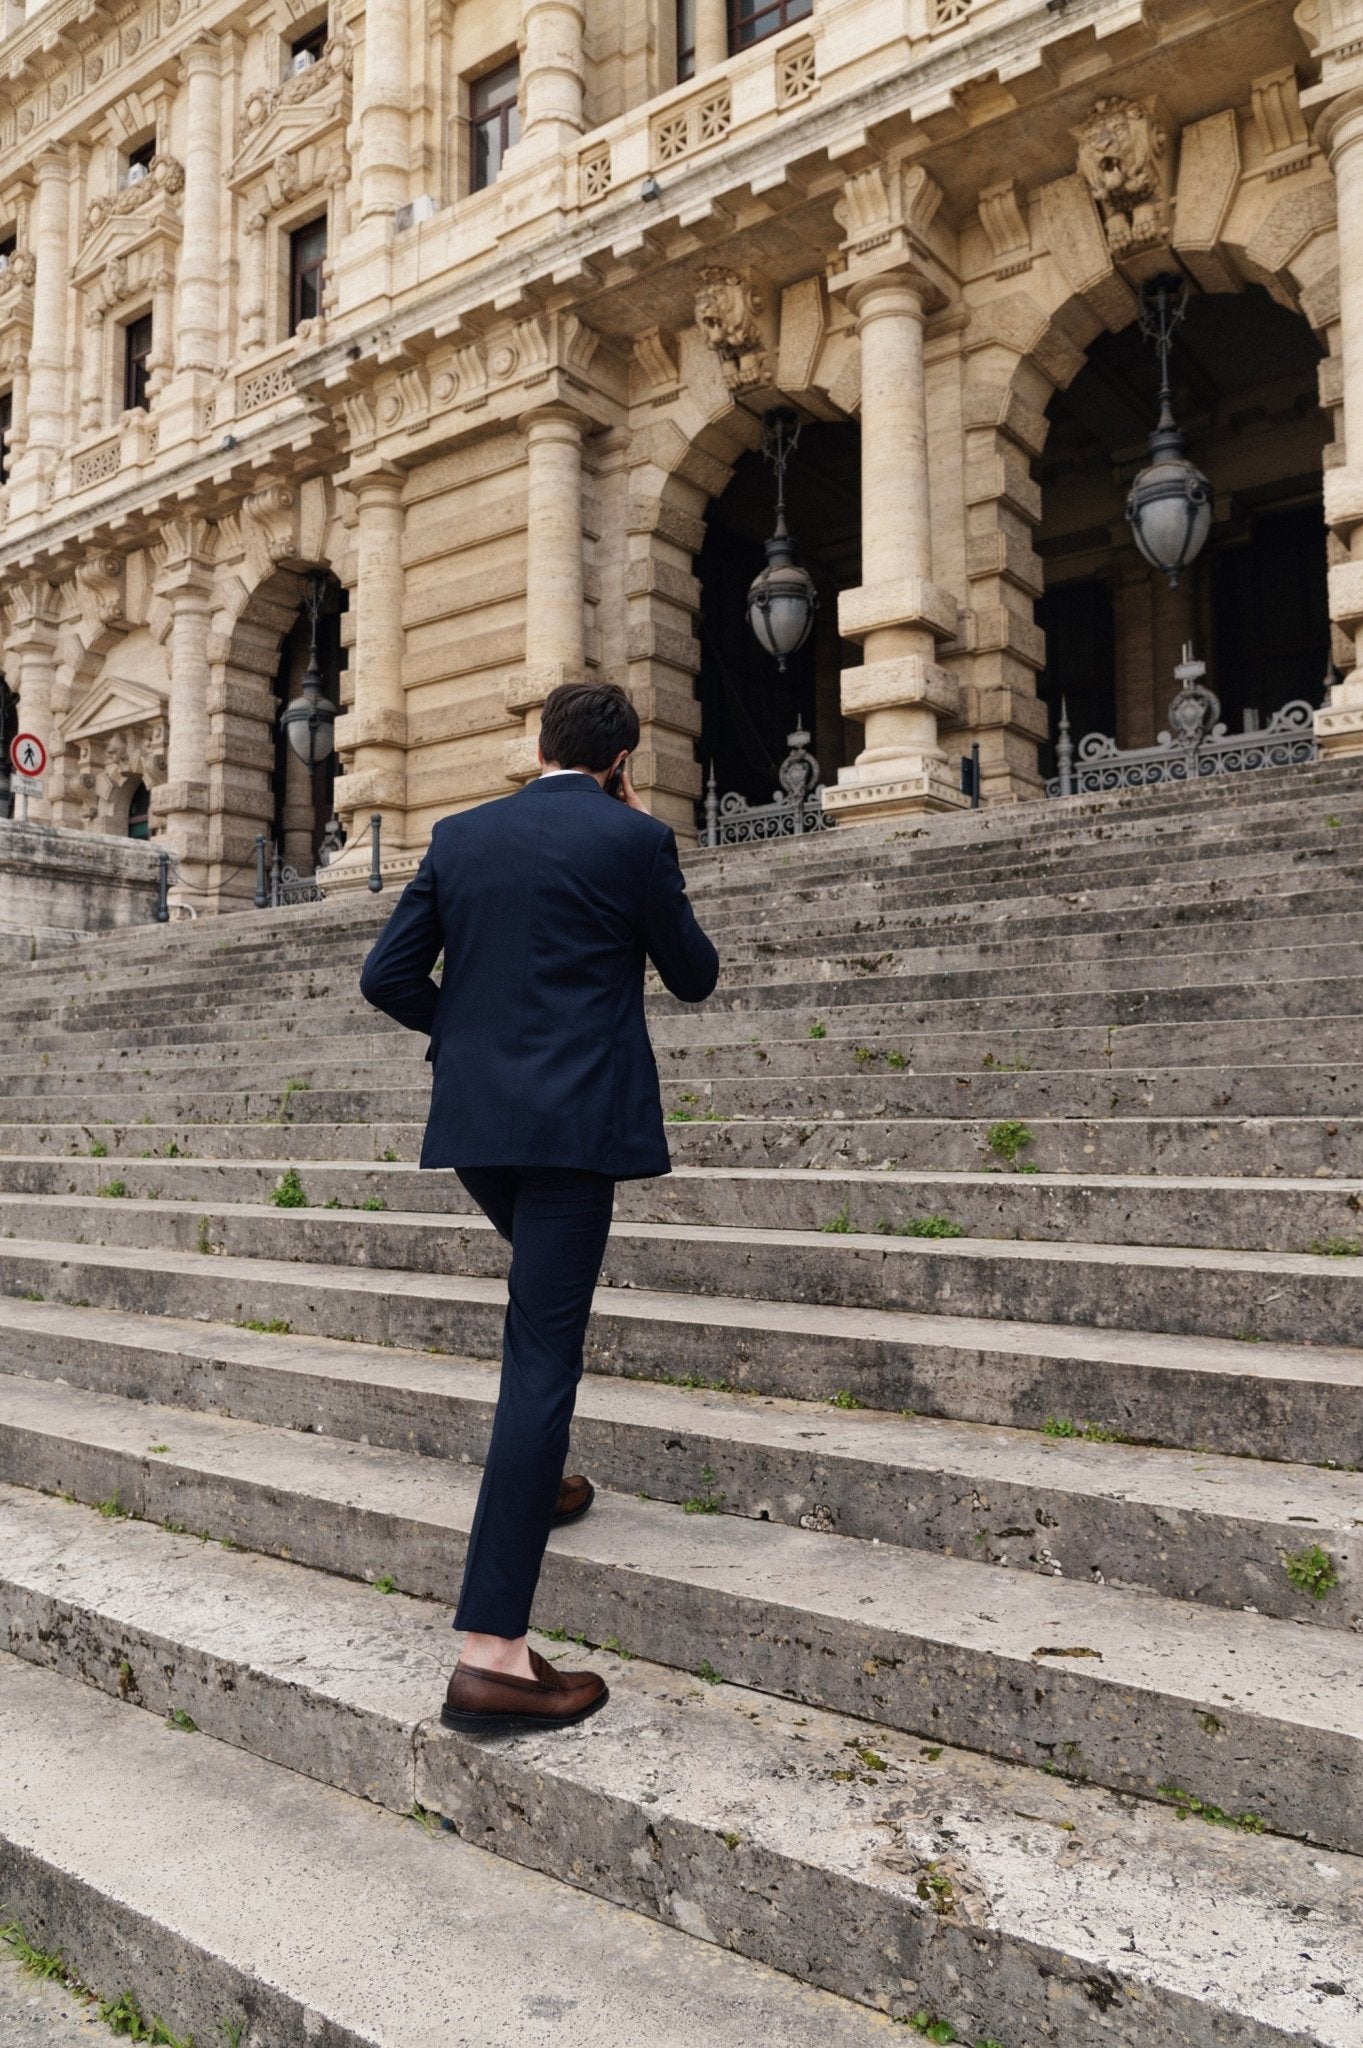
698, 725, 836, 847
1047, 649, 1320, 799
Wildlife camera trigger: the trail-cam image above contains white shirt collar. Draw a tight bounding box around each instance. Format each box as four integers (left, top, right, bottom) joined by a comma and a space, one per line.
539, 766, 594, 779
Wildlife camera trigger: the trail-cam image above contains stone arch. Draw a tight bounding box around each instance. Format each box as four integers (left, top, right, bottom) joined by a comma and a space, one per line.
621, 290, 860, 836
957, 149, 1341, 794
206, 471, 353, 904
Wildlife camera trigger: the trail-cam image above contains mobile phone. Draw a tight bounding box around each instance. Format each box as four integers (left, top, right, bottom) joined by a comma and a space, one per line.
606, 757, 628, 799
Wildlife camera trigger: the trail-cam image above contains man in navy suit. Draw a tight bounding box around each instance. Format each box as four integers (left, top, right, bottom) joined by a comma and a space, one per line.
359, 682, 719, 1733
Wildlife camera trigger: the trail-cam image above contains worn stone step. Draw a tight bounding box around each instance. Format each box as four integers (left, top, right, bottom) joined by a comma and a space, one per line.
0, 1657, 897, 2048
5, 1192, 1358, 1343
5, 1248, 1362, 1465
6, 1112, 1361, 1176
2, 1375, 1360, 1852
3, 1011, 1363, 1084
3, 1156, 1361, 1256
3, 1494, 1359, 2048
1, 1305, 1357, 1621
1, 1058, 1356, 1125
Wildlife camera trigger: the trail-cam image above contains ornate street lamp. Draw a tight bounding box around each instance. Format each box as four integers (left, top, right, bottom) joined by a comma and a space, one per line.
746, 407, 817, 670
281, 572, 338, 766
1125, 275, 1212, 589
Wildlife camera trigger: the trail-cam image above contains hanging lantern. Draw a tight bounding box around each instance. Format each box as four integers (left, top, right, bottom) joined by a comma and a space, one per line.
281, 573, 338, 765
746, 408, 817, 670
1125, 276, 1212, 590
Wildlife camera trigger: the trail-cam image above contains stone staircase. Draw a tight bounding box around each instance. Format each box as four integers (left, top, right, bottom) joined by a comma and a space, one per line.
0, 758, 1361, 2047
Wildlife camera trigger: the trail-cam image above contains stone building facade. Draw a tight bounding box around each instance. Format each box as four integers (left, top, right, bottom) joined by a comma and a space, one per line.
0, 0, 1358, 904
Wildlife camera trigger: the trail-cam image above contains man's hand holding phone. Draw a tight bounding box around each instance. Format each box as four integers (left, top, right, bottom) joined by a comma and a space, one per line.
607, 755, 649, 814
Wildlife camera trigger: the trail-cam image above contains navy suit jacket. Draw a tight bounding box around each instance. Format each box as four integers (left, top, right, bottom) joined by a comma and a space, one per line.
358, 774, 720, 1180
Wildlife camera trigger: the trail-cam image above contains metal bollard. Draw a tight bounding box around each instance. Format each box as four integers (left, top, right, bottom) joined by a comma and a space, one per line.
970, 742, 981, 810
253, 835, 269, 909
1055, 700, 1074, 799
154, 849, 171, 923
368, 812, 383, 892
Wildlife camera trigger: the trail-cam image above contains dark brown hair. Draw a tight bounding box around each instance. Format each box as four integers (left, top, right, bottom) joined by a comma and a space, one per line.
538, 682, 640, 771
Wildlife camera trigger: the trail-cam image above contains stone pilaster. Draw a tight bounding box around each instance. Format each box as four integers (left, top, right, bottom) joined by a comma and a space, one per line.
504, 406, 592, 781
9, 149, 71, 518
357, 0, 411, 219
823, 276, 969, 821
336, 467, 408, 838
512, 0, 586, 158
1317, 87, 1363, 757
693, 0, 729, 74
175, 42, 225, 377
2, 577, 61, 824
153, 516, 217, 899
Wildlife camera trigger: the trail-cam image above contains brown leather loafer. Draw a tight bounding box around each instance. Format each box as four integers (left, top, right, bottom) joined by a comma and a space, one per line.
551, 1472, 595, 1526
441, 1648, 608, 1734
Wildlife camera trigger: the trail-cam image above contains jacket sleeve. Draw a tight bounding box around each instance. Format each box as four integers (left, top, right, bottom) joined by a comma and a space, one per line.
642, 827, 719, 1004
358, 843, 443, 1035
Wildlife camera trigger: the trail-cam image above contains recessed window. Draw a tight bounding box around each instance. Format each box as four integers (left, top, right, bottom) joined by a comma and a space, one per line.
470, 61, 520, 192
127, 781, 151, 840
288, 21, 328, 73
729, 0, 811, 52
123, 136, 156, 188
676, 0, 696, 80
124, 313, 152, 413
0, 389, 11, 487
0, 232, 15, 277
289, 216, 327, 335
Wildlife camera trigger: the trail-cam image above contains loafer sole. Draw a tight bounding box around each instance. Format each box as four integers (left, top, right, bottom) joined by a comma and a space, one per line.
550, 1482, 595, 1528
439, 1683, 610, 1736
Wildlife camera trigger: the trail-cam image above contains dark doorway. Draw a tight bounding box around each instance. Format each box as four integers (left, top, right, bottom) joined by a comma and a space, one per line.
1038, 282, 1327, 750
695, 419, 861, 811
0, 676, 16, 818
270, 572, 347, 869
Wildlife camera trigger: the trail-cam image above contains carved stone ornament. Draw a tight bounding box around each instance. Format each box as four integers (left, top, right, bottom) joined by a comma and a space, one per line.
236, 25, 354, 151
0, 249, 36, 294
694, 269, 769, 392
1075, 98, 1170, 257
84, 154, 186, 237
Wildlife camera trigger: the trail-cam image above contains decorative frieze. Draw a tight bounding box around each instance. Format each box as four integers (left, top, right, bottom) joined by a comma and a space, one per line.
652, 84, 730, 167
776, 38, 816, 109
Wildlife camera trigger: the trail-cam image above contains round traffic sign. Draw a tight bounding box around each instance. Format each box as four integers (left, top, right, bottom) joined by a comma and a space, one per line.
10, 733, 46, 777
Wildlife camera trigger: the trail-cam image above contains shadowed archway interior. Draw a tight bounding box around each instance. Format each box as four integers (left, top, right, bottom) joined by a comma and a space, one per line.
1036, 282, 1328, 777
694, 420, 862, 811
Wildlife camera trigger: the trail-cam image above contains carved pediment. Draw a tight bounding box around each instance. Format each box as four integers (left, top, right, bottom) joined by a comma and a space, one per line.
230, 30, 352, 191
65, 671, 168, 745
74, 156, 183, 290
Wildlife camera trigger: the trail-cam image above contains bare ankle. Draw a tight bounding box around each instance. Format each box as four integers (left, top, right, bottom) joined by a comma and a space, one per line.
460, 1631, 534, 1677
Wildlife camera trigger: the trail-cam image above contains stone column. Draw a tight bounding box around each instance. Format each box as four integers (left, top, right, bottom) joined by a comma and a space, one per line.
2, 578, 60, 824
154, 519, 217, 891
823, 276, 967, 820
338, 467, 407, 837
357, 0, 410, 219
20, 149, 71, 474
693, 0, 729, 76
514, 0, 585, 155
504, 406, 590, 779
1319, 88, 1363, 757
175, 40, 224, 375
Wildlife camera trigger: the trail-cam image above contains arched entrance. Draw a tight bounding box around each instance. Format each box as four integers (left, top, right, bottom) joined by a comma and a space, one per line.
1036, 283, 1328, 775
269, 569, 347, 872
694, 419, 861, 810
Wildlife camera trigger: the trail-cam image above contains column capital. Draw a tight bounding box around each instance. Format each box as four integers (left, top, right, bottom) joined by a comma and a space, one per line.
520, 402, 589, 441
348, 462, 407, 505
1313, 83, 1363, 161
177, 35, 223, 80
842, 273, 930, 327
33, 144, 72, 181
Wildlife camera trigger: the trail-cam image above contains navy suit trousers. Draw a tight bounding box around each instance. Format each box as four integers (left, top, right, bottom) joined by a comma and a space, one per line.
453, 1165, 616, 1637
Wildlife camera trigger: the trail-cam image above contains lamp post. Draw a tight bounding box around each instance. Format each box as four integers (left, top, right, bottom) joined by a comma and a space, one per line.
1125, 276, 1212, 590
746, 408, 817, 671
280, 573, 338, 768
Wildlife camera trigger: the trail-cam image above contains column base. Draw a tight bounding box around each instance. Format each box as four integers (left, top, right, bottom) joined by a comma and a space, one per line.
823, 759, 972, 822
1316, 697, 1363, 757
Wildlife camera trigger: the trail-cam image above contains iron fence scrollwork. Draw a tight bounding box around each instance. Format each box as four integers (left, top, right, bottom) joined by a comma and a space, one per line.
1048, 646, 1320, 799
698, 725, 835, 847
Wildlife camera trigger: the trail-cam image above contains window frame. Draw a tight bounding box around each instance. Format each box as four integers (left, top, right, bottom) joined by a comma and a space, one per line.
288, 214, 328, 337
123, 310, 153, 414
727, 0, 812, 54
0, 388, 11, 487
469, 59, 521, 193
